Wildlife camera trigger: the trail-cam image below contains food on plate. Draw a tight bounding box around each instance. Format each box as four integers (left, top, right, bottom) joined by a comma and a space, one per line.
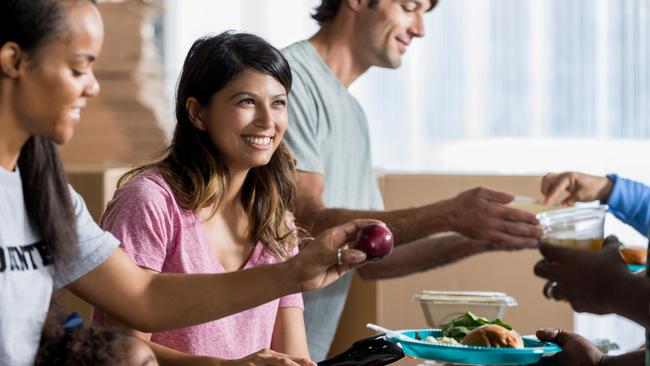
424, 335, 459, 345
462, 324, 524, 349
441, 312, 513, 342
422, 312, 523, 349
620, 247, 647, 265
354, 224, 394, 260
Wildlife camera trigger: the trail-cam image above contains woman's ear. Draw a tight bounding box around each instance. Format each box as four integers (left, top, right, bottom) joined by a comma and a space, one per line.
0, 42, 23, 78
186, 97, 207, 130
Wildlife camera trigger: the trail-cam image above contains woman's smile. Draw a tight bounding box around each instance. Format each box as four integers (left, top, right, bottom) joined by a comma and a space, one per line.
242, 135, 274, 150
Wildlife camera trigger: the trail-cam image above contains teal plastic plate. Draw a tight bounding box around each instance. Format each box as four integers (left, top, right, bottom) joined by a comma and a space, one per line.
385, 329, 561, 365
628, 264, 645, 273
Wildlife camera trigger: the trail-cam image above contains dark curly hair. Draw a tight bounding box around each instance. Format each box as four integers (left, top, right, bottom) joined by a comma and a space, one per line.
312, 0, 439, 25
35, 302, 142, 366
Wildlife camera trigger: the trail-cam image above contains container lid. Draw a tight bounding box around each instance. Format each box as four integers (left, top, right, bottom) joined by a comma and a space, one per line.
412, 290, 518, 306
536, 204, 608, 226
509, 195, 562, 215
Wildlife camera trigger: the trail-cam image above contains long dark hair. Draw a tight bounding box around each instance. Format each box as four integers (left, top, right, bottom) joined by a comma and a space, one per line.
0, 0, 97, 270
120, 32, 299, 257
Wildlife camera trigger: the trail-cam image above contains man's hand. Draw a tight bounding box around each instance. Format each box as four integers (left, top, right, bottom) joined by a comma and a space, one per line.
446, 187, 542, 248
287, 219, 386, 292
534, 236, 631, 315
541, 172, 613, 206
531, 329, 606, 366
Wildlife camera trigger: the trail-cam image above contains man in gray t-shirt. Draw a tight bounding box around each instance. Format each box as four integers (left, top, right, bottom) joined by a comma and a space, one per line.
283, 0, 544, 361
283, 39, 384, 358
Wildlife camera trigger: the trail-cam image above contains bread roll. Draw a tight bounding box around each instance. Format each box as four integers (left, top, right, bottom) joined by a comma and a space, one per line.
620, 247, 647, 265
461, 324, 524, 349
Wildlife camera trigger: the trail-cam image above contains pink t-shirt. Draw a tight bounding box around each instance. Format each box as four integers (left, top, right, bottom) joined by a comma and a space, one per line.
92, 170, 303, 359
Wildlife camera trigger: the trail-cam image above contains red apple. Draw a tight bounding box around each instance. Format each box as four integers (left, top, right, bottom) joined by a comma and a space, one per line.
354, 224, 394, 260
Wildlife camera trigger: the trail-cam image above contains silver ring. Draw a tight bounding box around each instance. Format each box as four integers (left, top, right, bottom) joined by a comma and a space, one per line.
543, 281, 558, 300
336, 248, 343, 265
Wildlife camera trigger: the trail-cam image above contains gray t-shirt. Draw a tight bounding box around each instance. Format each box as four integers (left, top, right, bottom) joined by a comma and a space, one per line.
283, 40, 384, 361
0, 167, 119, 366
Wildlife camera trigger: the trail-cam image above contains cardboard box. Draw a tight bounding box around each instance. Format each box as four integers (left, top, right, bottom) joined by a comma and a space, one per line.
58, 0, 168, 166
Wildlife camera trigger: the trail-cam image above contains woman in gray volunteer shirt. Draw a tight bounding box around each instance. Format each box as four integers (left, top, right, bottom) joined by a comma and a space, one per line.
0, 1, 374, 365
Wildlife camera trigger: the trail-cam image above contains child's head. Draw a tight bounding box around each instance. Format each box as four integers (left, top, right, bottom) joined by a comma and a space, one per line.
122, 31, 299, 256
36, 327, 158, 366
36, 304, 158, 366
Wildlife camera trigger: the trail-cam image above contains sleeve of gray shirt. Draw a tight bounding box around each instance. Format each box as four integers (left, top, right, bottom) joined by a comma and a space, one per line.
285, 66, 324, 174
54, 186, 120, 288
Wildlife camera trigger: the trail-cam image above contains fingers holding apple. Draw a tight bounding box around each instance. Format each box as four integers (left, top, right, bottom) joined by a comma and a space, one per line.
290, 220, 393, 291
352, 223, 395, 260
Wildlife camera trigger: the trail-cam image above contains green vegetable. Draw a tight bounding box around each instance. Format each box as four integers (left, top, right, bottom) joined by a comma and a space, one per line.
441, 312, 513, 342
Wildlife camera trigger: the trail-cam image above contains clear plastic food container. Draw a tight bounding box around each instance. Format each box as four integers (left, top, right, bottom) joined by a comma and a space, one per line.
411, 291, 518, 327
536, 205, 608, 251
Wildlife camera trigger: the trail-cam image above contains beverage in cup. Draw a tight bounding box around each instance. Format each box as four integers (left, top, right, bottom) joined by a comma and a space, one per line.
536, 205, 608, 251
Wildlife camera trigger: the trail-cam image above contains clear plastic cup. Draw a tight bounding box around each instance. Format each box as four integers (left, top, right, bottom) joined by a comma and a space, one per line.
536, 205, 608, 251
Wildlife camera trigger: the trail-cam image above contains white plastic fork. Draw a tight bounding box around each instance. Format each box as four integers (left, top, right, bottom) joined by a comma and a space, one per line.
366, 323, 414, 343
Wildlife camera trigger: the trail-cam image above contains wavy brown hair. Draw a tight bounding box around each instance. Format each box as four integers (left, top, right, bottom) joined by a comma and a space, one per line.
120, 32, 299, 258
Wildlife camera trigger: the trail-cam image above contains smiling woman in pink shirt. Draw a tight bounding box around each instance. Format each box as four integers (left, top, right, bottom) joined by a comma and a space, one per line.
93, 31, 313, 366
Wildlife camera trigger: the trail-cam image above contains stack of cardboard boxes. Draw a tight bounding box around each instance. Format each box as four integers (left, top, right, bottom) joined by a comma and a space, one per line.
59, 0, 167, 166
59, 0, 167, 321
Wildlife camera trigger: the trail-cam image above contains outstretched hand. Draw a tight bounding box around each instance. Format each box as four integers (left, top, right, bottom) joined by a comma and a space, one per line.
541, 172, 612, 206
447, 187, 542, 249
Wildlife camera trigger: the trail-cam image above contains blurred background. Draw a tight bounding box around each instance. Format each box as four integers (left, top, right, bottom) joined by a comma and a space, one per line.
63, 0, 650, 359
